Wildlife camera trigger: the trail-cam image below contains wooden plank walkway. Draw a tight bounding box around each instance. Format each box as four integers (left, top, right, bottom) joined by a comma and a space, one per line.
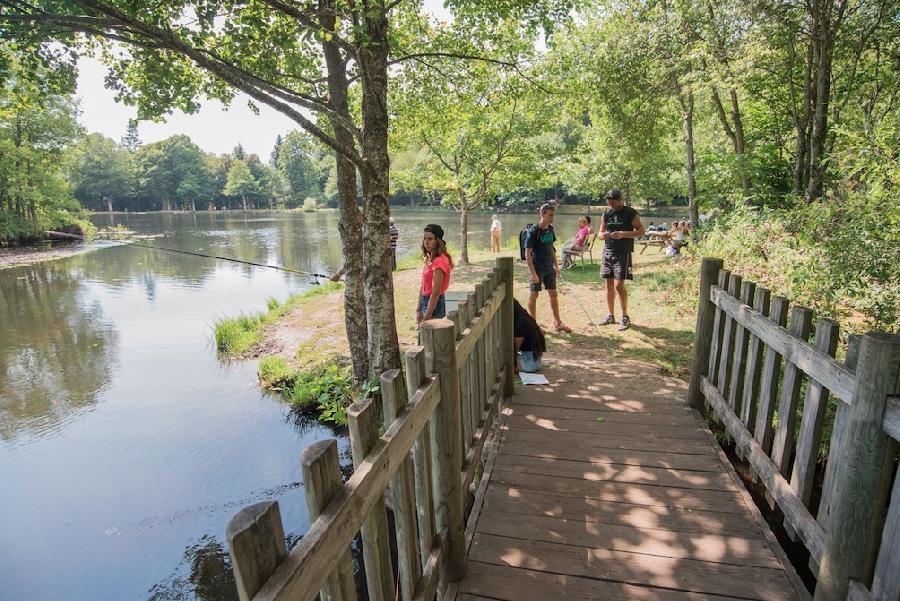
452, 356, 811, 601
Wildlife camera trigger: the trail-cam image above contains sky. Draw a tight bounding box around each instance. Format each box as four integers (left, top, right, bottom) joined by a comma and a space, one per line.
75, 3, 452, 160
76, 59, 298, 160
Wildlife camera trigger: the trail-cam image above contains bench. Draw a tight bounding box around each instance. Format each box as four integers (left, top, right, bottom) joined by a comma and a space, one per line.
566, 232, 598, 268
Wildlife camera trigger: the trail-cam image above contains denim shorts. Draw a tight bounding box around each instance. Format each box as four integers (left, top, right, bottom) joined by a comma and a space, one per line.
419, 294, 446, 319
518, 351, 542, 372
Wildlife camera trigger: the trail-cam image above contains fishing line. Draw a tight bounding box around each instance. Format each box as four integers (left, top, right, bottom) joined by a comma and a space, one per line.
46, 230, 332, 282
558, 272, 601, 331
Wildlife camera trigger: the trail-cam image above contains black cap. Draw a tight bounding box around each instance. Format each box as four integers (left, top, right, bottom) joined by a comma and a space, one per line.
424, 223, 444, 240
605, 188, 622, 201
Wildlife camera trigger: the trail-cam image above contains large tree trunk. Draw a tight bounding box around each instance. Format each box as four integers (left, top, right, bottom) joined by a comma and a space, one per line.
357, 5, 401, 380
321, 20, 370, 382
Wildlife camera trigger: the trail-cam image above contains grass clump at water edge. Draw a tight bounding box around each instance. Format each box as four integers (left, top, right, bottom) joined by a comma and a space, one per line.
214, 281, 343, 356
258, 356, 379, 426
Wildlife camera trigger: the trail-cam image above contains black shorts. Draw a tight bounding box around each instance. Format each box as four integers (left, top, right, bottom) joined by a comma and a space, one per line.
601, 249, 633, 280
529, 270, 557, 292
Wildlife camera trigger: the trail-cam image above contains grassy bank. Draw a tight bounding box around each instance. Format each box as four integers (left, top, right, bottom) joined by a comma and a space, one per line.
216, 240, 703, 425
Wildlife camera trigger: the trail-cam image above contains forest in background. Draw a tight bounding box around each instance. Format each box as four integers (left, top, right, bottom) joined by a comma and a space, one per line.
2, 0, 898, 340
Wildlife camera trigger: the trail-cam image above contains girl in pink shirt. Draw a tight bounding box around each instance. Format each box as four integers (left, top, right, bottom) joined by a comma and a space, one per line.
417, 223, 454, 323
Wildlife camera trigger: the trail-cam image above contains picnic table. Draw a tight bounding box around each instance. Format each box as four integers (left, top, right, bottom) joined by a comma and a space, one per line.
638, 230, 670, 254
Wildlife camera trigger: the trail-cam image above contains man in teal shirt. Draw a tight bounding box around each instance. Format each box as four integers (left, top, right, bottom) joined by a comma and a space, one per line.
525, 202, 571, 333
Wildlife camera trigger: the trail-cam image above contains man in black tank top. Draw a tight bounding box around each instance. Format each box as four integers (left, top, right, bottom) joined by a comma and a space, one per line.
598, 188, 645, 331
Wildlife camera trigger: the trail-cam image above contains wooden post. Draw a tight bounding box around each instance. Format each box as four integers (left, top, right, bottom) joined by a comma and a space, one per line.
728, 280, 756, 421
740, 287, 771, 432
754, 296, 789, 456
498, 257, 515, 397
716, 273, 742, 399
814, 333, 900, 601
348, 397, 395, 601
420, 318, 467, 583
768, 305, 813, 508
381, 368, 423, 600
816, 334, 862, 533
405, 348, 436, 571
687, 257, 723, 411
706, 268, 731, 392
227, 501, 288, 601
302, 439, 357, 601
786, 318, 839, 540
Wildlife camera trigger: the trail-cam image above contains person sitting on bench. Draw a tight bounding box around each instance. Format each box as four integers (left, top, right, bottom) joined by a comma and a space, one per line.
561, 215, 592, 269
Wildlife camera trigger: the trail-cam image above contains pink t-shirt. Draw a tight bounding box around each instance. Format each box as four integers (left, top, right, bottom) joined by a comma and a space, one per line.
574, 225, 591, 247
421, 254, 451, 296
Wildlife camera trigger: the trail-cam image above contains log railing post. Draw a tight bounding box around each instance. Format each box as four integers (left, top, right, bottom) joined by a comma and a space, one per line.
498, 257, 515, 397
815, 333, 900, 601
226, 501, 288, 601
347, 397, 395, 601
687, 257, 724, 411
381, 368, 423, 600
420, 318, 466, 584
302, 439, 357, 601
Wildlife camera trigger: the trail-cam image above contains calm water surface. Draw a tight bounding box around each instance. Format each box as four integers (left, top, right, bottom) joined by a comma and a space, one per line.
0, 210, 543, 600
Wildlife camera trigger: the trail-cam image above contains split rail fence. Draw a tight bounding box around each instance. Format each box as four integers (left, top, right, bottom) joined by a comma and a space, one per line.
226, 257, 516, 601
688, 257, 900, 601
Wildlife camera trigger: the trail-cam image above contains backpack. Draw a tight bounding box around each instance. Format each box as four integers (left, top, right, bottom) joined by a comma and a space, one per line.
518, 224, 534, 261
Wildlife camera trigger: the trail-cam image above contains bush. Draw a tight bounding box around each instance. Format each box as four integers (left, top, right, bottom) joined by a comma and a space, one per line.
258, 358, 362, 426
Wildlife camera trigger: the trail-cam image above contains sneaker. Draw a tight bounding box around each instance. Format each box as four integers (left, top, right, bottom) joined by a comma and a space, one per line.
599, 314, 615, 326
618, 315, 631, 331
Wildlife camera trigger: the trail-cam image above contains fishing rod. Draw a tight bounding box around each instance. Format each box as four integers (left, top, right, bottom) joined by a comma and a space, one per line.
558, 271, 601, 331
46, 231, 333, 281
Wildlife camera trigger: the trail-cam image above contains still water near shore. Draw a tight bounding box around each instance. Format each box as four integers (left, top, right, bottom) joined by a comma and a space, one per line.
0, 209, 546, 601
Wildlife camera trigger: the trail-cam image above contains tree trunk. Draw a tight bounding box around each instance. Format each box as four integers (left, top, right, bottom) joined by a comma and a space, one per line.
806, 0, 838, 202
357, 6, 402, 380
459, 190, 470, 266
678, 84, 699, 227
321, 22, 370, 382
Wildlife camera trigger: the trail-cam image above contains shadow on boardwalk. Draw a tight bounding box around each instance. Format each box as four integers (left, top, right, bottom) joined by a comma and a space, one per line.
453, 355, 810, 601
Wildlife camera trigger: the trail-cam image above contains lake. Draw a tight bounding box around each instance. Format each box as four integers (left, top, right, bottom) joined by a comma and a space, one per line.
0, 209, 552, 601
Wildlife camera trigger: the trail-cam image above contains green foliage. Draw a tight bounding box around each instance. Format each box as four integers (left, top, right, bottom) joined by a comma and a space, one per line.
258, 358, 359, 426
693, 195, 900, 333
302, 197, 318, 212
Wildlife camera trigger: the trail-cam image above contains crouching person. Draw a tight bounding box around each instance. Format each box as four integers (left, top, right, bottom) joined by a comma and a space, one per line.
514, 299, 546, 372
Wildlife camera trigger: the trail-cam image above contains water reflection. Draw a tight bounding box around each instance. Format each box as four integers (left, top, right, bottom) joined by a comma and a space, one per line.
0, 261, 118, 441
1, 211, 539, 600
147, 535, 240, 601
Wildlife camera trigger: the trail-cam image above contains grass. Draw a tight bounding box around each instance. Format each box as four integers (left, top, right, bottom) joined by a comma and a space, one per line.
214, 281, 344, 357
220, 239, 706, 423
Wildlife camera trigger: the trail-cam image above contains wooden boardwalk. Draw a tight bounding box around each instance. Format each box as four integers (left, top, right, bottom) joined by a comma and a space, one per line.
452, 356, 810, 601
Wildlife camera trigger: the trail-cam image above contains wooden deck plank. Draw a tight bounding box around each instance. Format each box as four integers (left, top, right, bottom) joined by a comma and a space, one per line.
451, 362, 807, 601
496, 439, 727, 471
457, 560, 740, 601
467, 533, 799, 600
481, 487, 766, 535
490, 454, 739, 492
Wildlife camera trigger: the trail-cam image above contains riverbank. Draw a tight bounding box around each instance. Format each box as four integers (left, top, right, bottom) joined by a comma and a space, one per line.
0, 243, 91, 269
252, 248, 701, 383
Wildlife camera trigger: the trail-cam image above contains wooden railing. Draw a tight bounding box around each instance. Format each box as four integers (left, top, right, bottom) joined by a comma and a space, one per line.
226, 257, 515, 601
688, 257, 900, 601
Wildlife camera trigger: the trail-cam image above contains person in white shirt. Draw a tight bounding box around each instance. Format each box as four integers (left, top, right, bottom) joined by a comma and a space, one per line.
490, 214, 502, 253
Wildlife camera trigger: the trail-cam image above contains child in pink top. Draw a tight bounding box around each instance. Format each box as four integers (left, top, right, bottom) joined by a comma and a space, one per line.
418, 224, 454, 323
